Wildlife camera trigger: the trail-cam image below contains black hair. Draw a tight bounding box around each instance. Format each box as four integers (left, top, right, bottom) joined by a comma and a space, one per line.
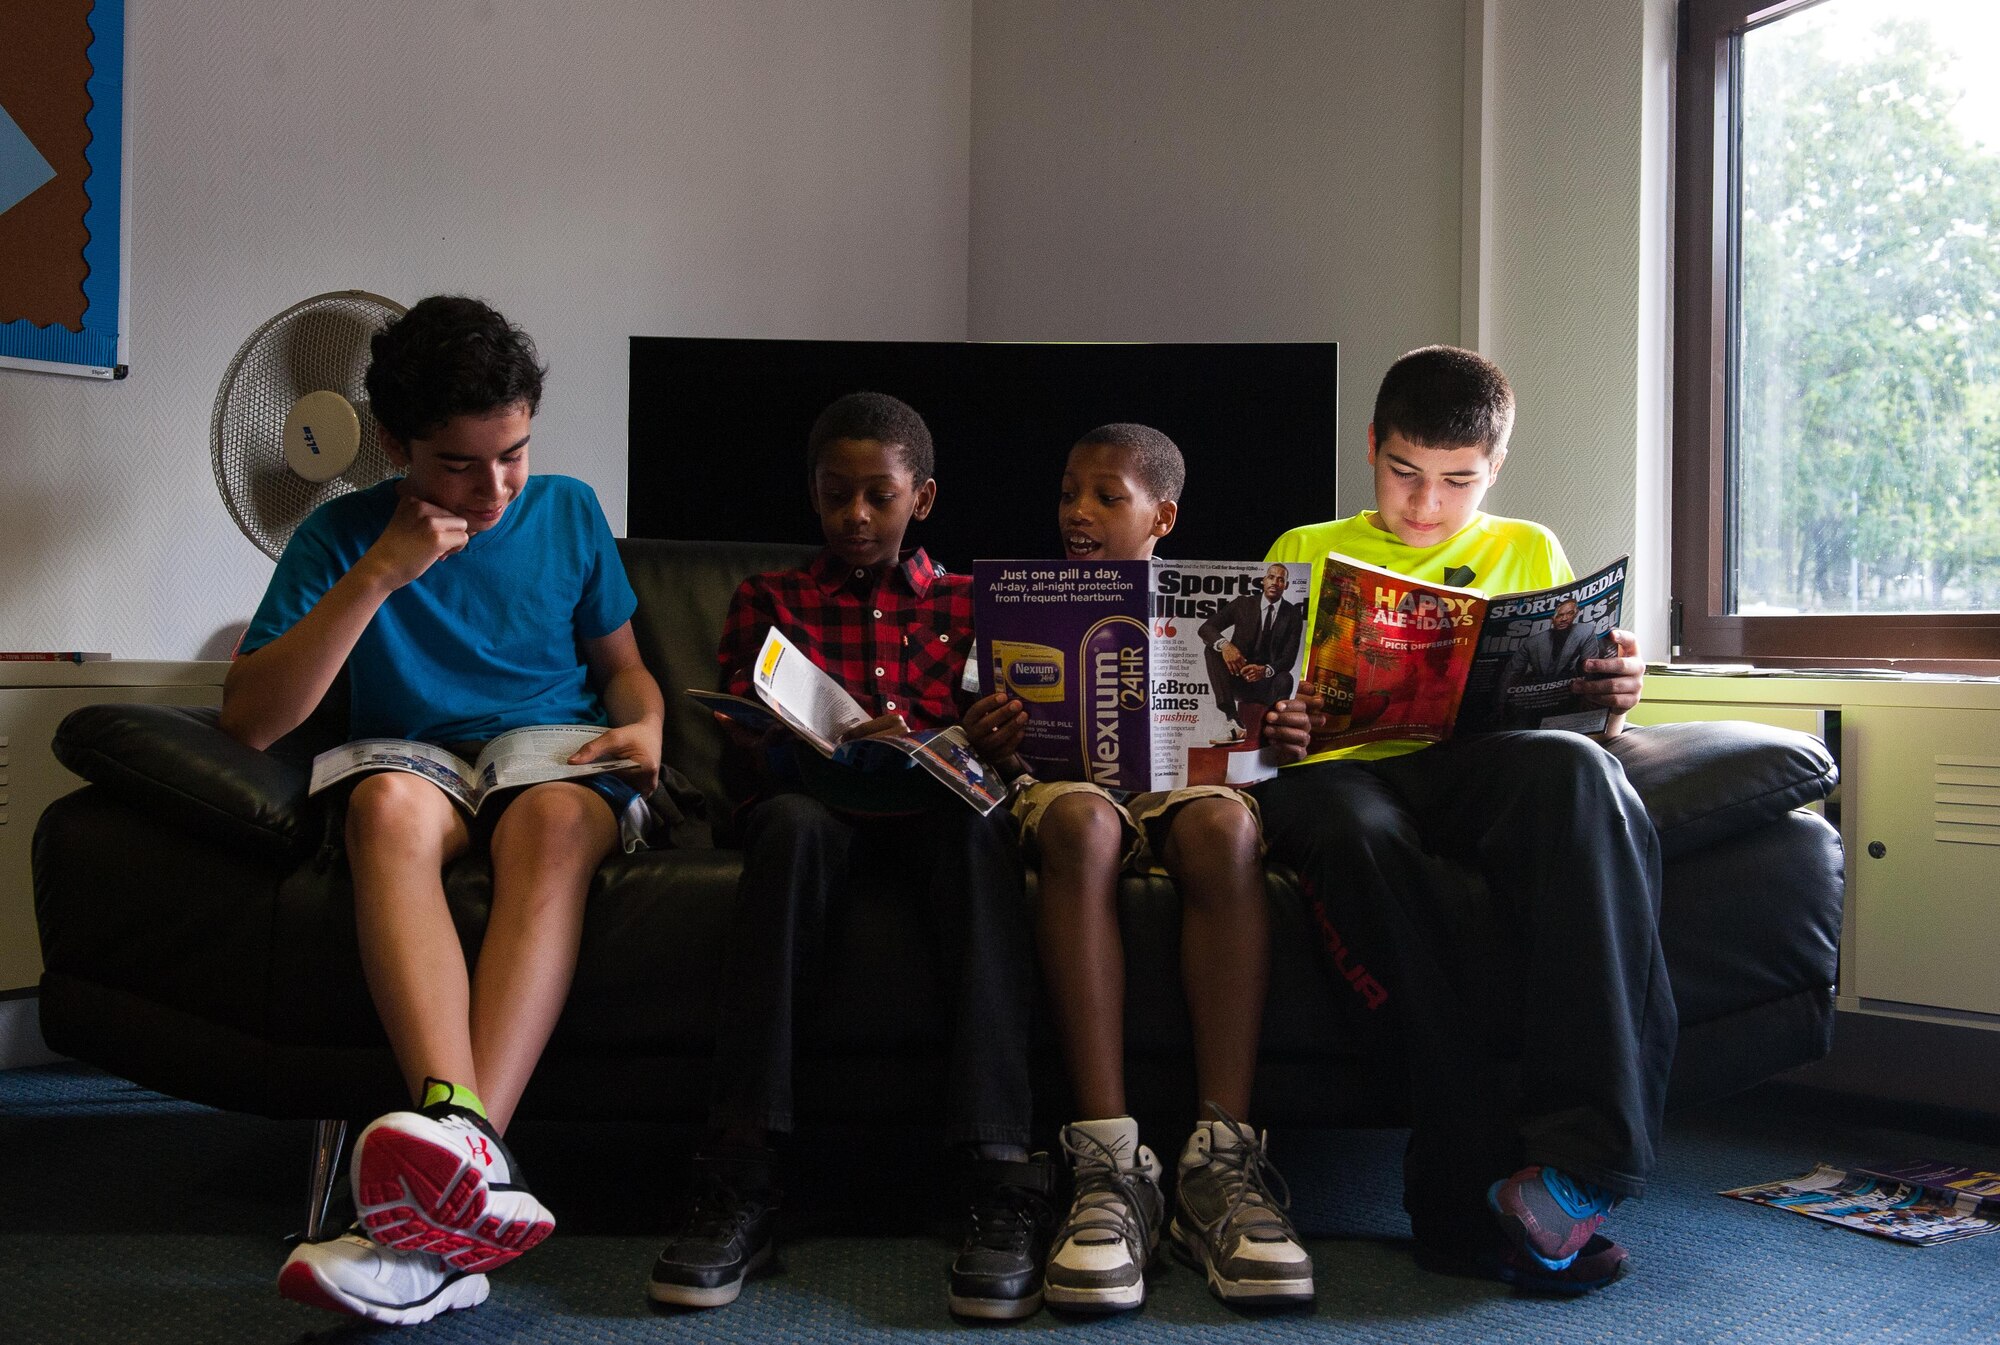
1371, 345, 1516, 457
364, 295, 547, 444
804, 391, 935, 483
1072, 423, 1185, 503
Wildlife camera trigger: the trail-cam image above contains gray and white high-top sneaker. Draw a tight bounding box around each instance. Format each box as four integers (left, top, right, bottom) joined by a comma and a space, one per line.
1168, 1106, 1314, 1306
353, 1090, 553, 1274
1044, 1117, 1165, 1312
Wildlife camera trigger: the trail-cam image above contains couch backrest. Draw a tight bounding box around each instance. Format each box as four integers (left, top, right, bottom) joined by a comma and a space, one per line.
619, 537, 819, 819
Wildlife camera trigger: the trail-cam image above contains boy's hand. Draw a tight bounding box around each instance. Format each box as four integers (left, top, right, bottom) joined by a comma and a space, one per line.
1575, 629, 1645, 736
1260, 695, 1323, 764
1239, 663, 1269, 682
1217, 640, 1246, 675
962, 691, 1028, 765
839, 712, 912, 743
712, 710, 788, 755
363, 482, 470, 588
570, 722, 662, 794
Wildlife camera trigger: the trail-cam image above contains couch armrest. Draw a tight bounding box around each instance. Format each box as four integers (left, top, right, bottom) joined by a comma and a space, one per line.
51, 703, 328, 861
1603, 720, 1838, 861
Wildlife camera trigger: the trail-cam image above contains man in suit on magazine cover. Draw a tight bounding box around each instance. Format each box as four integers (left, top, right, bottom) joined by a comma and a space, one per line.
1199, 564, 1304, 743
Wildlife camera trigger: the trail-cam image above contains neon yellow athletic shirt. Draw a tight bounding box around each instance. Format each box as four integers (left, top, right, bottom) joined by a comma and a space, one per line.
1263, 511, 1574, 763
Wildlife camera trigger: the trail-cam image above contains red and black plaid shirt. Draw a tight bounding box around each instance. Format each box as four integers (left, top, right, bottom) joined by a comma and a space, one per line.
718, 547, 975, 732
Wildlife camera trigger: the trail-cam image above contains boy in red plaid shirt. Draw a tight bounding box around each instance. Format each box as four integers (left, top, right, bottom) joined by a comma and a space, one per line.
648, 393, 1049, 1319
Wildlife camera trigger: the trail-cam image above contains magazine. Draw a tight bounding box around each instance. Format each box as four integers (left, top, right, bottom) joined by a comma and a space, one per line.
1721, 1160, 2000, 1246
971, 559, 1313, 792
687, 628, 1006, 815
309, 725, 637, 815
1298, 553, 1630, 753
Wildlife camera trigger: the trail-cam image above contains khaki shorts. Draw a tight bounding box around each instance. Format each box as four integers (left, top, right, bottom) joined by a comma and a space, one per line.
1011, 778, 1263, 877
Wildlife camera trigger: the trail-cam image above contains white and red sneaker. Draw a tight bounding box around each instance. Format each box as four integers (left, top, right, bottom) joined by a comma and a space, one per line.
353, 1098, 554, 1273
278, 1227, 490, 1325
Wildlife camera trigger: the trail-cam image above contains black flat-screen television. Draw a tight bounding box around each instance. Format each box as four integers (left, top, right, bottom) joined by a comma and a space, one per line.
627, 338, 1338, 568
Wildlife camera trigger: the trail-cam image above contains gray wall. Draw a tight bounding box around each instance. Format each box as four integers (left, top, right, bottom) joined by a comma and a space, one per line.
967, 0, 1467, 528
0, 0, 1672, 658
0, 0, 974, 659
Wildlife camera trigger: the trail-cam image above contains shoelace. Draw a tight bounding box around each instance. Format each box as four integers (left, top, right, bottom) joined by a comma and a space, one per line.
1198, 1103, 1297, 1252
1058, 1127, 1157, 1261
966, 1182, 1045, 1255
1541, 1168, 1615, 1220
680, 1179, 768, 1242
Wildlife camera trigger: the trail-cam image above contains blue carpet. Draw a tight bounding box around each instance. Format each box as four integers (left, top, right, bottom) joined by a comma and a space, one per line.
3, 1064, 1996, 1342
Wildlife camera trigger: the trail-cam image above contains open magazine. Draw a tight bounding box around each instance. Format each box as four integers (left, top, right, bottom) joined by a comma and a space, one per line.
687, 627, 1006, 815
971, 559, 1311, 792
1722, 1160, 2000, 1246
308, 726, 655, 851
1299, 553, 1630, 753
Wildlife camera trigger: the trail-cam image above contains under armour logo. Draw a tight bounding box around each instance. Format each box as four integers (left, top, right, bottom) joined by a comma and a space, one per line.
467, 1137, 495, 1167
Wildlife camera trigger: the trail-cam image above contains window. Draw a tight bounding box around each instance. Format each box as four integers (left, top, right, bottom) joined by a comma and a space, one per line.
1674, 0, 2000, 667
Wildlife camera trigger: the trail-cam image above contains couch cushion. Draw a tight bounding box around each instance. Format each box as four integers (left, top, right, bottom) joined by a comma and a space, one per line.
619, 537, 820, 819
1605, 720, 1837, 861
51, 703, 331, 861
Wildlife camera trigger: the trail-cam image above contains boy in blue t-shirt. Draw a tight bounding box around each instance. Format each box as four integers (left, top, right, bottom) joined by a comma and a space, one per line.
223, 296, 666, 1327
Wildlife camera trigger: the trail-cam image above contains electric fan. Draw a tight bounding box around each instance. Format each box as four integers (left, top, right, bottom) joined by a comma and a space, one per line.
210, 290, 407, 559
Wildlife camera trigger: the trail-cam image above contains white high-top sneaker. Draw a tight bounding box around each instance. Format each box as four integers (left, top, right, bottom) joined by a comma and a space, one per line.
1168, 1108, 1314, 1306
278, 1228, 490, 1325
1044, 1117, 1165, 1312
353, 1097, 553, 1274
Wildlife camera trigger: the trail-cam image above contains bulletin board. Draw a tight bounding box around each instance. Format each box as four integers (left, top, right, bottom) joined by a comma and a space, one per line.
0, 0, 126, 379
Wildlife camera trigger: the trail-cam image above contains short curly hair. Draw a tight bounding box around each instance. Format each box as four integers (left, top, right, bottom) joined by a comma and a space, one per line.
364, 295, 546, 444
805, 391, 935, 484
1072, 423, 1185, 503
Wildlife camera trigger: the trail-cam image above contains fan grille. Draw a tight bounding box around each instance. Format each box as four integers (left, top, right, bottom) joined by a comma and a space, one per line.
211, 291, 405, 559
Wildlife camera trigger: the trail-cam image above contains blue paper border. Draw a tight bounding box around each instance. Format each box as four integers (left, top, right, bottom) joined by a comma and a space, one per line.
0, 0, 125, 374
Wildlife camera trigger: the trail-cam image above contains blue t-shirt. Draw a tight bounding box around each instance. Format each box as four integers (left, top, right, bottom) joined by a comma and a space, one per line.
240, 475, 638, 744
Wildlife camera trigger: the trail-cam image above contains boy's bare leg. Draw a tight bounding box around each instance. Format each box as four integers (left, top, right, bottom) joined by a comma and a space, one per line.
470, 780, 618, 1133
1161, 798, 1266, 1119
347, 772, 477, 1106
1035, 794, 1129, 1119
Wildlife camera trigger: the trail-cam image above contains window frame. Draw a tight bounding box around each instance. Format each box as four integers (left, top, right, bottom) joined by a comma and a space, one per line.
1672, 0, 2000, 670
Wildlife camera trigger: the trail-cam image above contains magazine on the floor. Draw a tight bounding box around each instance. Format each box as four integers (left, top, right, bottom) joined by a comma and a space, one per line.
686, 628, 1006, 815
1299, 553, 1629, 753
308, 726, 636, 814
1721, 1160, 2000, 1245
970, 559, 1313, 792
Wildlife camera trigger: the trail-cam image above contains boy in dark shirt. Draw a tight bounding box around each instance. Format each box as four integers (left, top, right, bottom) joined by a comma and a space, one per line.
647, 392, 1049, 1319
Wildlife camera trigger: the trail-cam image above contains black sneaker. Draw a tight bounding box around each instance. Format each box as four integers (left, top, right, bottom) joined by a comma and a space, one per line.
947, 1153, 1059, 1320
647, 1152, 780, 1309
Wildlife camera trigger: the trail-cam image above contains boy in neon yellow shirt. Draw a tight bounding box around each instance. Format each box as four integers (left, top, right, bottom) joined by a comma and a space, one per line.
1255, 346, 1665, 1293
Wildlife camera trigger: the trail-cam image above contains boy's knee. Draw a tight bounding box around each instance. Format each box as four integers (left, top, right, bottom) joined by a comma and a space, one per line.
1036, 794, 1124, 864
345, 771, 454, 844
1172, 797, 1259, 860
492, 780, 608, 849
1509, 731, 1633, 807
744, 791, 841, 848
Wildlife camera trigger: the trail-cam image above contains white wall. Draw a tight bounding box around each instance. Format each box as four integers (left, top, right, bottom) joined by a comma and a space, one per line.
0, 0, 973, 660
1476, 0, 1675, 650
1, 0, 1674, 659
968, 0, 1673, 649
966, 0, 1467, 521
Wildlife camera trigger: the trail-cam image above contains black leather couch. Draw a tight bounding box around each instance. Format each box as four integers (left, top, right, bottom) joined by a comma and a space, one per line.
33, 538, 1844, 1226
